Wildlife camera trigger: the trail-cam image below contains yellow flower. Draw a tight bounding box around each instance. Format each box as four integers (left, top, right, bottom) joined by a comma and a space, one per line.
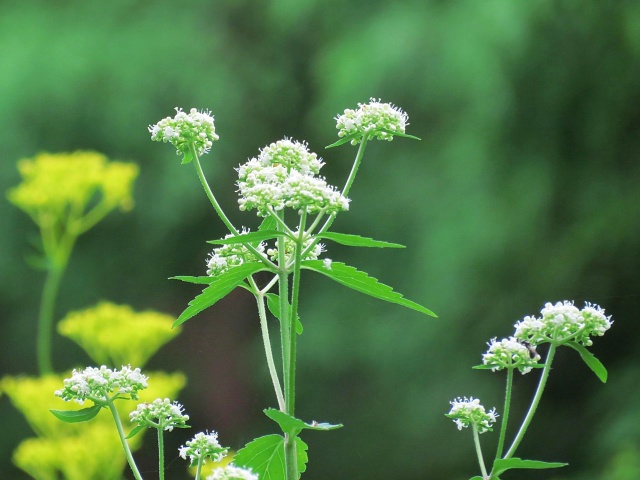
57, 302, 181, 368
7, 151, 138, 234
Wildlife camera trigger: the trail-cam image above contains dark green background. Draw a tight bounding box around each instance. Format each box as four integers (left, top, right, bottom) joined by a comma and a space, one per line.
2, 1, 639, 479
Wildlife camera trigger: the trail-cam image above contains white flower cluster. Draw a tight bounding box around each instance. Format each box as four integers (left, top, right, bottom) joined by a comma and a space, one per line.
237, 139, 349, 216
207, 229, 266, 277
335, 98, 408, 145
129, 398, 189, 432
149, 107, 219, 157
514, 301, 612, 347
55, 365, 148, 405
207, 464, 259, 480
266, 236, 325, 263
179, 431, 228, 467
482, 336, 540, 375
447, 397, 498, 434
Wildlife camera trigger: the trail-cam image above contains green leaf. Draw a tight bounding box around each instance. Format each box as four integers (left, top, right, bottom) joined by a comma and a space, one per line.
50, 405, 102, 423
325, 133, 361, 149
266, 293, 303, 334
259, 215, 278, 232
207, 230, 288, 245
181, 150, 194, 164
170, 275, 216, 284
492, 457, 568, 476
174, 262, 266, 327
565, 342, 608, 383
316, 232, 405, 249
264, 408, 343, 437
125, 425, 146, 439
301, 260, 437, 317
386, 131, 421, 141
233, 434, 308, 480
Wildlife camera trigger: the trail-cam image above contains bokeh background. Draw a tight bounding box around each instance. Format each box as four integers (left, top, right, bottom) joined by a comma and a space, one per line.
2, 0, 640, 479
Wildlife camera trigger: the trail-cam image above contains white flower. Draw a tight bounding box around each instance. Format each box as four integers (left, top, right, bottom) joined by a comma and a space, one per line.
446, 397, 498, 434
323, 258, 332, 270
206, 228, 267, 276
179, 431, 228, 467
482, 336, 539, 374
149, 107, 219, 157
335, 98, 408, 144
129, 398, 189, 432
207, 464, 259, 480
55, 365, 148, 404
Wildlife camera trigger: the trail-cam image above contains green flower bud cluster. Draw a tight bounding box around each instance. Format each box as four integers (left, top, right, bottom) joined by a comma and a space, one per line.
129, 398, 189, 432
482, 337, 540, 375
335, 98, 408, 144
149, 107, 219, 157
207, 229, 266, 277
179, 431, 229, 468
446, 397, 498, 434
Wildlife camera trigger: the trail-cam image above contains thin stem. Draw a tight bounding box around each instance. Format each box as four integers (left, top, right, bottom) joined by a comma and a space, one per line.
256, 291, 286, 410
191, 144, 238, 235
494, 368, 514, 460
108, 400, 143, 480
157, 429, 165, 480
472, 424, 489, 480
341, 134, 369, 198
36, 265, 64, 374
503, 344, 557, 459
194, 456, 205, 480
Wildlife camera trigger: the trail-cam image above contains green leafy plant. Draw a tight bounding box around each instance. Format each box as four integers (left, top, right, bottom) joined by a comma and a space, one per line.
447, 301, 613, 480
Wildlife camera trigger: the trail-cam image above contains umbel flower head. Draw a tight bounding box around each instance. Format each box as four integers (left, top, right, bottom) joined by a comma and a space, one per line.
446, 397, 498, 434
179, 431, 229, 468
207, 464, 259, 480
237, 138, 349, 216
129, 398, 190, 432
514, 301, 612, 347
7, 151, 138, 223
335, 98, 408, 144
55, 366, 148, 405
149, 107, 219, 157
482, 336, 540, 374
57, 302, 181, 368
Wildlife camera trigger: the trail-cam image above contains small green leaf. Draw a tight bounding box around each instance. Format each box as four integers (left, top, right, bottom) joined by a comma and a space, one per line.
174, 262, 266, 327
565, 342, 608, 383
325, 134, 361, 149
492, 457, 568, 476
317, 232, 405, 249
259, 215, 278, 232
302, 260, 437, 317
181, 150, 194, 165
234, 434, 308, 480
264, 408, 343, 437
266, 293, 303, 334
207, 230, 288, 245
386, 131, 421, 141
171, 275, 216, 284
469, 477, 484, 480
50, 405, 102, 423
125, 425, 146, 439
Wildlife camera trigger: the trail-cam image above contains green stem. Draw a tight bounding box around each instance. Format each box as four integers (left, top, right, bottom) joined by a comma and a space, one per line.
472, 424, 489, 480
194, 456, 204, 480
37, 265, 64, 374
107, 400, 143, 480
503, 344, 557, 459
158, 428, 165, 480
341, 134, 369, 198
494, 368, 514, 461
256, 291, 285, 410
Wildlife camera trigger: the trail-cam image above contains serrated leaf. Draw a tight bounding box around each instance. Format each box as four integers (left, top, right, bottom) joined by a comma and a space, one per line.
174, 262, 266, 327
492, 457, 568, 476
565, 342, 608, 383
50, 405, 102, 423
125, 424, 146, 439
266, 293, 303, 334
264, 408, 343, 437
317, 232, 405, 249
234, 434, 308, 480
325, 134, 361, 149
301, 260, 437, 317
207, 230, 288, 245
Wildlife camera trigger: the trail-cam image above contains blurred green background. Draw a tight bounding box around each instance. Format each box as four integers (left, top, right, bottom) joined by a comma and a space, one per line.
2, 0, 640, 479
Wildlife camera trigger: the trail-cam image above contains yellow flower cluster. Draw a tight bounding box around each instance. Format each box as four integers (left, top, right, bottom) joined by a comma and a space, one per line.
58, 302, 181, 368
1, 372, 186, 480
7, 151, 138, 229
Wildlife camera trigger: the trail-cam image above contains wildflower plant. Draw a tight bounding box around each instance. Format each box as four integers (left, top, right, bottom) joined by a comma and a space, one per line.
448, 301, 613, 480
145, 99, 435, 480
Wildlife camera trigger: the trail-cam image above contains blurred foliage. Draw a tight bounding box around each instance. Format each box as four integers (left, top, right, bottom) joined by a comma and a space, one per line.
1, 0, 639, 479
